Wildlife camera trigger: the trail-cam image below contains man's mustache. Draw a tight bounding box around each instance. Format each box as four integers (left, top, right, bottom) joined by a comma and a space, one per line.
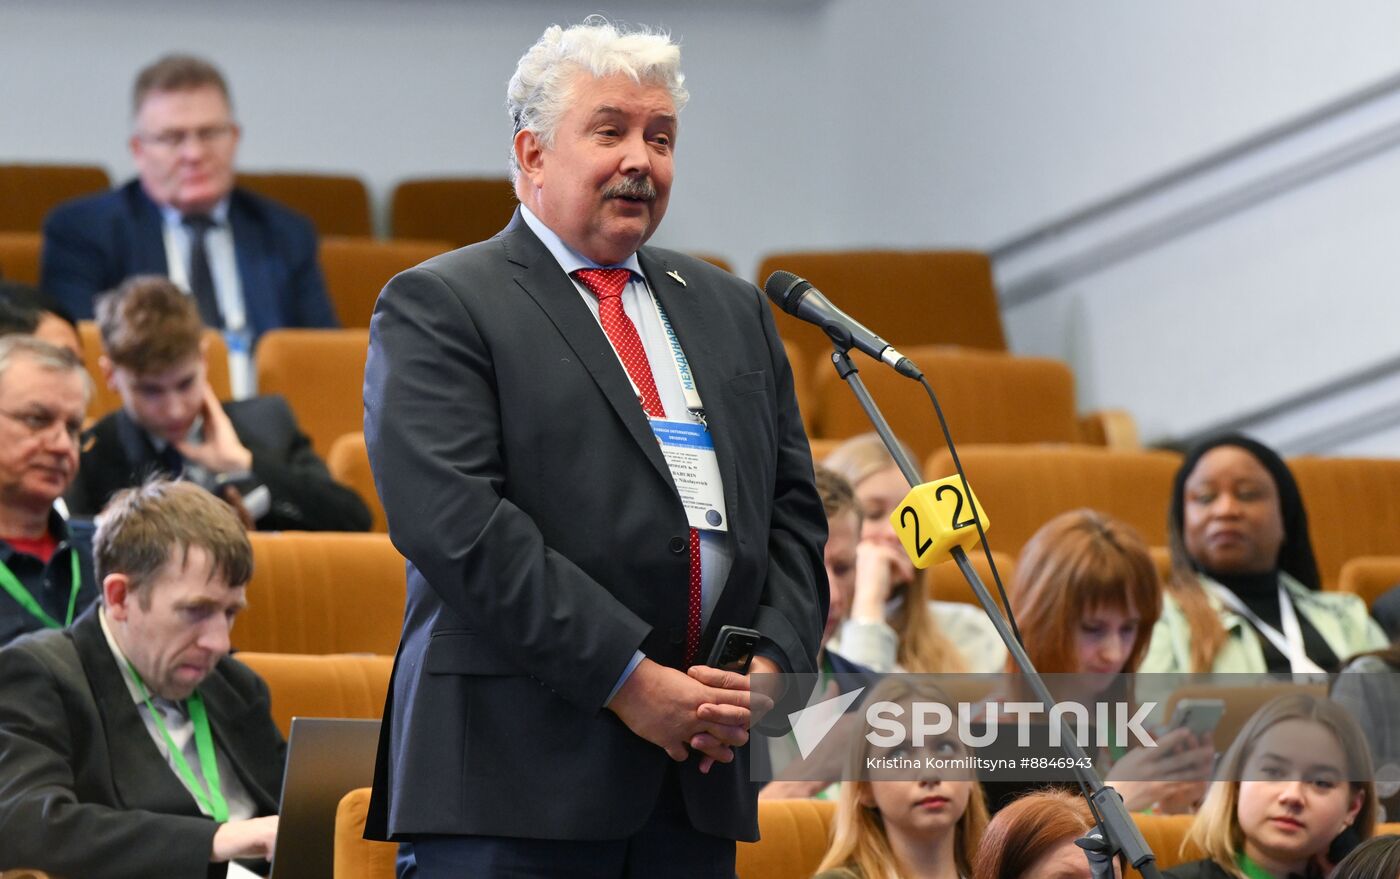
604, 177, 657, 201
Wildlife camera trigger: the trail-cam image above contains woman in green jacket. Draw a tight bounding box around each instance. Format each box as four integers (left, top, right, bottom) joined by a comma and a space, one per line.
1141, 434, 1385, 674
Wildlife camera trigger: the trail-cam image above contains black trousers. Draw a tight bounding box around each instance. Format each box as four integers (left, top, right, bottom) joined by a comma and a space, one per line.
410, 764, 737, 879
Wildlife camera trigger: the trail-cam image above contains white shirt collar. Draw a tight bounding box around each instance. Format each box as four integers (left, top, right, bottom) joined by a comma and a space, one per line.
519, 204, 644, 277
158, 196, 232, 228
98, 605, 154, 707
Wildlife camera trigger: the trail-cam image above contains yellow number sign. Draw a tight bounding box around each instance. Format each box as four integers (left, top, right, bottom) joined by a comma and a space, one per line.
888, 476, 989, 569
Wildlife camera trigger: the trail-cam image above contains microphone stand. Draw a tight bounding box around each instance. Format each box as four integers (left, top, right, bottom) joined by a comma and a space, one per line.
827, 344, 1163, 879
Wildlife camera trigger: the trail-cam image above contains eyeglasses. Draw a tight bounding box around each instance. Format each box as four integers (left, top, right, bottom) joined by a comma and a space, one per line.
138, 123, 236, 150
0, 408, 84, 444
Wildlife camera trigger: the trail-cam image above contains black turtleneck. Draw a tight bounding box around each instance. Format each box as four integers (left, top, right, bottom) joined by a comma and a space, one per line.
1206, 569, 1339, 673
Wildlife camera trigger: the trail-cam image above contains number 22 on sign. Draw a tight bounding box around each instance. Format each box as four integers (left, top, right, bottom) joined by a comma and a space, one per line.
889, 476, 990, 569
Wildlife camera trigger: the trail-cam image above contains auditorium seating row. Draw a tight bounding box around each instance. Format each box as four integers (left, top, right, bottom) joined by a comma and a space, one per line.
5, 665, 1345, 879
332, 733, 1400, 879
0, 163, 520, 243
207, 445, 1400, 663
68, 323, 1138, 467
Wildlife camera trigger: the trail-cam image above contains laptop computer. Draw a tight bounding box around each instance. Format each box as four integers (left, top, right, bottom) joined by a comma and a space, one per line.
266, 717, 382, 879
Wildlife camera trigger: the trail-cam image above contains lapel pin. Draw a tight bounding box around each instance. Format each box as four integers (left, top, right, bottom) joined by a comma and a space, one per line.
666, 270, 686, 287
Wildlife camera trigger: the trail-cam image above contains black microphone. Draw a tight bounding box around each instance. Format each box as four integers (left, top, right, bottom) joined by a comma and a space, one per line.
764, 271, 922, 379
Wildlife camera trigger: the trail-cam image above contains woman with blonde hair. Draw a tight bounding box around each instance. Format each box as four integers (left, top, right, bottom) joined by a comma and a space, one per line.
822, 433, 1005, 674
1166, 692, 1377, 878
815, 678, 989, 879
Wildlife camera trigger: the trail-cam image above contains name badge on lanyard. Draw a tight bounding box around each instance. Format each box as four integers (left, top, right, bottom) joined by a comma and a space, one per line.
637, 286, 728, 533
1209, 581, 1325, 675
651, 420, 728, 532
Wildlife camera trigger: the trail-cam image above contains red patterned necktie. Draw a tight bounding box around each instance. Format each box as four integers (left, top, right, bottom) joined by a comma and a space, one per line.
574, 268, 704, 665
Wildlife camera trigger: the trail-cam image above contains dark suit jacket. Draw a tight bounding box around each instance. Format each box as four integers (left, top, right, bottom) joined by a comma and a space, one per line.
362, 211, 828, 843
41, 179, 337, 340
66, 395, 372, 531
0, 607, 285, 878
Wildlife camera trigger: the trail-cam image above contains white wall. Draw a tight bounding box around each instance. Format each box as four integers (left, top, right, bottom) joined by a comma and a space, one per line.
0, 0, 835, 273
6, 0, 1400, 451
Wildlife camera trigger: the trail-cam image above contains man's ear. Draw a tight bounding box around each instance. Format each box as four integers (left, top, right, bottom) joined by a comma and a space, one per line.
514, 128, 546, 187
103, 573, 133, 622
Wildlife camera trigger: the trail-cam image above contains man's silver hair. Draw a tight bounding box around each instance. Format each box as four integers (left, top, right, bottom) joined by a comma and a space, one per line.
0, 335, 93, 406
506, 16, 689, 182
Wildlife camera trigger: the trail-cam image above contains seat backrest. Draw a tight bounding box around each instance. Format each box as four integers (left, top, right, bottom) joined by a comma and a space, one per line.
334, 788, 398, 879
736, 798, 836, 879
757, 250, 1007, 374
236, 172, 373, 237
1338, 556, 1400, 609
234, 532, 405, 655
780, 339, 815, 436
390, 177, 516, 247
0, 163, 110, 233
318, 236, 452, 329
928, 549, 1015, 610
1131, 814, 1201, 869
814, 347, 1080, 466
327, 432, 385, 533
255, 328, 368, 458
1288, 456, 1400, 589
0, 231, 42, 283
924, 445, 1182, 561
77, 321, 231, 422
234, 653, 393, 738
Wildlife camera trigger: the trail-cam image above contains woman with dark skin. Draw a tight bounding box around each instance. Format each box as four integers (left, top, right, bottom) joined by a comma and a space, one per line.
1141, 434, 1384, 674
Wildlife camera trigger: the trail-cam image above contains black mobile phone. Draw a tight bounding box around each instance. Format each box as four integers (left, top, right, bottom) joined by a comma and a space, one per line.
706, 625, 762, 674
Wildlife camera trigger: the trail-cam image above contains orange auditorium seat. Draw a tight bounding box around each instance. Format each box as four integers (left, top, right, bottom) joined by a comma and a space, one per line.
237, 172, 373, 237
255, 328, 368, 458
1338, 556, 1400, 608
0, 232, 41, 284
1288, 456, 1400, 589
318, 236, 452, 328
756, 250, 1007, 376
924, 445, 1182, 561
390, 176, 517, 247
233, 532, 405, 655
0, 163, 111, 233
327, 432, 385, 533
813, 346, 1082, 467
234, 652, 392, 738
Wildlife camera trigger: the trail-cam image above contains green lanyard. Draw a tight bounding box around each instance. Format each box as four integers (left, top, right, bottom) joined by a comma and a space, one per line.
1237, 853, 1280, 879
0, 549, 81, 629
126, 662, 230, 822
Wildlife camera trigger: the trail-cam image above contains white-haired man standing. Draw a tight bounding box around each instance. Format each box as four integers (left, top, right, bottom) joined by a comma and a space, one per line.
363, 18, 828, 877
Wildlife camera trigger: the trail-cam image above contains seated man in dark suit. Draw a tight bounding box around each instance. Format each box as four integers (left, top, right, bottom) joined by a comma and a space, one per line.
66, 275, 371, 532
41, 53, 337, 360
0, 479, 285, 877
0, 336, 99, 646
